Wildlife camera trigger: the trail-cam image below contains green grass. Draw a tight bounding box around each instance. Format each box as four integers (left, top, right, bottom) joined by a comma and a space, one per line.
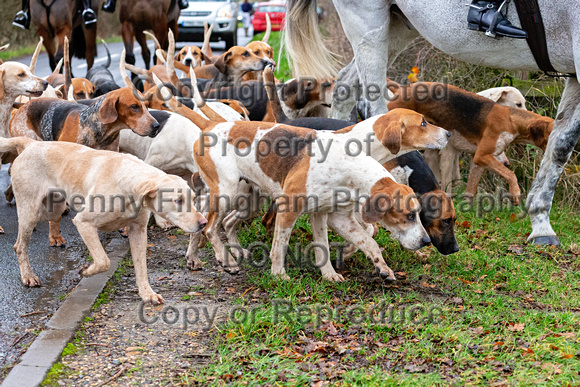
0, 44, 41, 62
180, 196, 580, 385
251, 30, 292, 81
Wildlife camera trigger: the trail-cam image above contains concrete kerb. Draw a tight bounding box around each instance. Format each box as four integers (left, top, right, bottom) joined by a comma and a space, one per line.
1, 237, 129, 387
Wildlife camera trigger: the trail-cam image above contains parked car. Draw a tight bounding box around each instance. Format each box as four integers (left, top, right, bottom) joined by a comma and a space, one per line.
252, 3, 285, 34
177, 0, 239, 49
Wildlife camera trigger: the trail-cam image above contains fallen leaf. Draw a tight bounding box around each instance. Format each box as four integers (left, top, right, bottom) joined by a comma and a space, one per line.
561, 354, 574, 359
458, 278, 472, 285
326, 322, 339, 336
550, 345, 559, 351
156, 276, 170, 281
451, 297, 463, 305
507, 323, 525, 332
168, 235, 177, 240
509, 213, 517, 223
459, 221, 471, 229
522, 348, 534, 356
420, 282, 436, 288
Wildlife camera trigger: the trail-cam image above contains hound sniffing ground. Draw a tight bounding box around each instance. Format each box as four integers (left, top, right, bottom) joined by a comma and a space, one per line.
43, 200, 580, 386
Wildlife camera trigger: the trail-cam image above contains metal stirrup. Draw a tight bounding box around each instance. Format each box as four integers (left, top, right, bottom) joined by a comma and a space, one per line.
486, 0, 510, 37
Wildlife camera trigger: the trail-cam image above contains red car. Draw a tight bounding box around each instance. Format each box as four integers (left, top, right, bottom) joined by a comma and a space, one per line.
252, 3, 285, 34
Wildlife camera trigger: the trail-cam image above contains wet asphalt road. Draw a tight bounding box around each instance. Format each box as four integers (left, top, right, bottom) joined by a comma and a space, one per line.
1, 27, 252, 373
0, 164, 86, 368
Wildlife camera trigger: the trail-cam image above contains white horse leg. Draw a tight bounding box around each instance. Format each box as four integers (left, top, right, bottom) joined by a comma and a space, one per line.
333, 0, 391, 117
332, 60, 360, 121
527, 77, 580, 245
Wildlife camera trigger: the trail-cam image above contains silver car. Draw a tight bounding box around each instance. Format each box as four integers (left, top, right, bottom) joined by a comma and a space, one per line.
177, 0, 239, 49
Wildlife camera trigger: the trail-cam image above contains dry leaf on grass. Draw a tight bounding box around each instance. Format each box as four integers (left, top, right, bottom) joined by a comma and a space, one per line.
507, 323, 525, 332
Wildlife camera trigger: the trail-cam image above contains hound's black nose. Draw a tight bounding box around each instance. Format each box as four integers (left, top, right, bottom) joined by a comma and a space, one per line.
421, 235, 432, 247
184, 59, 192, 66
42, 80, 49, 89
446, 131, 451, 138
149, 122, 161, 138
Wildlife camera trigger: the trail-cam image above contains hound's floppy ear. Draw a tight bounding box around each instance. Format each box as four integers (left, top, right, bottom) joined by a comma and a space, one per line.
136, 180, 160, 203
528, 119, 553, 151
214, 51, 232, 74
378, 120, 403, 154
0, 69, 5, 100
486, 89, 507, 103
174, 50, 183, 62
191, 172, 205, 191
199, 50, 208, 64
362, 193, 392, 223
99, 94, 119, 124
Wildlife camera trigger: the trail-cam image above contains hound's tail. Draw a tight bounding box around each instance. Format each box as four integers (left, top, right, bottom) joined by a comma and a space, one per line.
262, 14, 271, 44
0, 137, 36, 155
63, 37, 72, 101
263, 67, 288, 123
101, 39, 111, 69
30, 37, 44, 74
284, 0, 338, 79
202, 23, 214, 60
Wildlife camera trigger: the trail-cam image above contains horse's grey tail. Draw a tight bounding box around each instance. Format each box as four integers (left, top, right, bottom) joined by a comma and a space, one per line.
284, 0, 338, 79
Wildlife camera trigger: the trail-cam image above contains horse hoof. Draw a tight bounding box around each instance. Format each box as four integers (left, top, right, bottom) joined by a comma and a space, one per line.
530, 236, 560, 246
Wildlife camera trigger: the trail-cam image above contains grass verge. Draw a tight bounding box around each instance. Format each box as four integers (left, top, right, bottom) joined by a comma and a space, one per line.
251, 30, 291, 81
181, 196, 580, 385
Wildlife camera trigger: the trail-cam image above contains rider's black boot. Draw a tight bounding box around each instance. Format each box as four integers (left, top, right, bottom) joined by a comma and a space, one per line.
81, 0, 97, 25
467, 1, 527, 39
102, 0, 116, 13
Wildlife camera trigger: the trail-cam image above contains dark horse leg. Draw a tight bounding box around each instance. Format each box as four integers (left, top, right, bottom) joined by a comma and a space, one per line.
527, 77, 580, 245
54, 25, 72, 70
81, 0, 98, 70
121, 21, 136, 66
135, 28, 151, 70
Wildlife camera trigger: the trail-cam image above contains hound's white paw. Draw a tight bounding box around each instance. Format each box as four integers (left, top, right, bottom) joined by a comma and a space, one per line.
323, 272, 345, 282
22, 274, 41, 287
272, 270, 290, 280
142, 293, 164, 305
187, 258, 205, 271
155, 219, 175, 230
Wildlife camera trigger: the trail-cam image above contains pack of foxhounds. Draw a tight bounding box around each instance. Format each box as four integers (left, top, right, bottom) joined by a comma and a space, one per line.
0, 19, 555, 305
